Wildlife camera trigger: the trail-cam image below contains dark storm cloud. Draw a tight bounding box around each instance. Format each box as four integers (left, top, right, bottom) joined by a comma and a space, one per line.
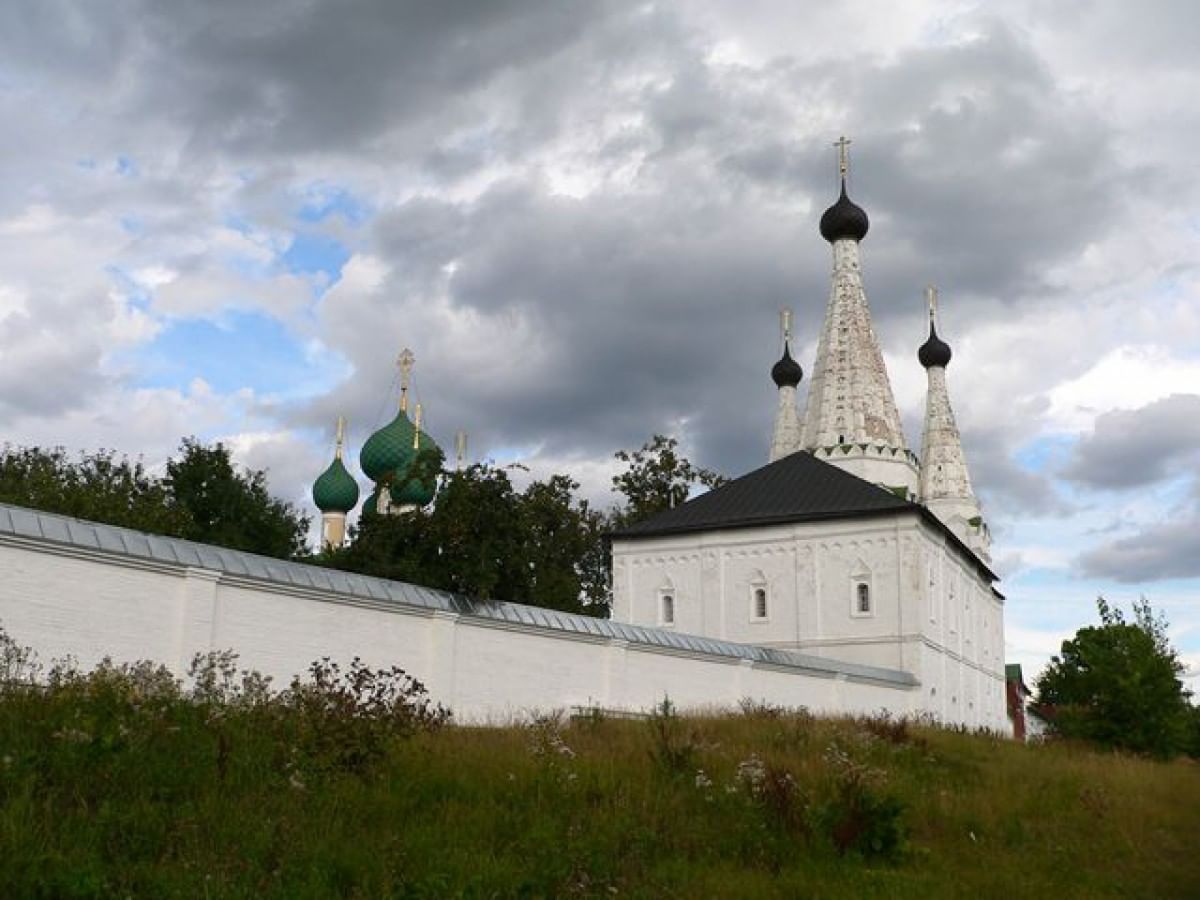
296, 15, 1141, 494
961, 423, 1073, 520
0, 2, 1180, 533
1061, 394, 1200, 489
1077, 519, 1200, 583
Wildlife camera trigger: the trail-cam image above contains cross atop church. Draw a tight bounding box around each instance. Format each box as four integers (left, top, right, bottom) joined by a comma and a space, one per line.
335, 415, 346, 459
926, 285, 939, 324
398, 348, 415, 411
397, 348, 415, 385
834, 135, 852, 178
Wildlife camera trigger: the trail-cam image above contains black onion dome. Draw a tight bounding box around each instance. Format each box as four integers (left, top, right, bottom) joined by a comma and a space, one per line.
918, 323, 952, 369
771, 341, 803, 387
819, 180, 869, 243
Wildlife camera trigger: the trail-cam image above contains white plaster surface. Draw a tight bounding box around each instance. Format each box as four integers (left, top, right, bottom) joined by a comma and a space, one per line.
0, 527, 918, 723
611, 510, 1006, 731
801, 239, 917, 495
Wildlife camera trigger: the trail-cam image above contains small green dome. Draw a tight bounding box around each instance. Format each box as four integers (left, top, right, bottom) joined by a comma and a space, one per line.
312, 457, 360, 513
361, 486, 384, 519
390, 435, 444, 508
360, 409, 416, 483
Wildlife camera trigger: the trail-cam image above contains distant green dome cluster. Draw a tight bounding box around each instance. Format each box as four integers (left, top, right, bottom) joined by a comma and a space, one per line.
312, 456, 360, 513
312, 352, 448, 525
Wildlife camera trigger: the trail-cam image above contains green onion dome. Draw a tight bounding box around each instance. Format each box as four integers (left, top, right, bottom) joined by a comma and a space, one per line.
361, 486, 384, 519
389, 434, 444, 508
359, 409, 417, 483
312, 456, 360, 513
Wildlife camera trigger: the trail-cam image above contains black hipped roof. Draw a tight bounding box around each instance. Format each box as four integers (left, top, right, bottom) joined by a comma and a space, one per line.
611, 450, 997, 582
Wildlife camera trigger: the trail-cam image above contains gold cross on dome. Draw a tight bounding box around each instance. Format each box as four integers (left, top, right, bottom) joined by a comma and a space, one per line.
335, 415, 346, 458
397, 348, 415, 387
780, 308, 793, 341
833, 135, 852, 177
926, 285, 939, 324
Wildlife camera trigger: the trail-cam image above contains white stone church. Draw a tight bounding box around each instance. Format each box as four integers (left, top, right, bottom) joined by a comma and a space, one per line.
611, 144, 1003, 728
0, 143, 1007, 730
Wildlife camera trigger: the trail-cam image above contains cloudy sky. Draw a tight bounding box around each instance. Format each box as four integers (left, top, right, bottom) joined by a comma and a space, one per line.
2, 0, 1199, 688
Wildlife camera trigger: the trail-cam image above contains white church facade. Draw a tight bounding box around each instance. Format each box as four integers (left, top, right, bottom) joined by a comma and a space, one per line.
611, 139, 1005, 729
0, 140, 1007, 731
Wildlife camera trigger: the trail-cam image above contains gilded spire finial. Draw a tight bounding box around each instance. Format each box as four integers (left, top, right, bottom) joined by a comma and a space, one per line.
335, 416, 346, 460
780, 308, 793, 343
834, 135, 852, 179
926, 285, 938, 326
397, 348, 415, 412
413, 403, 423, 450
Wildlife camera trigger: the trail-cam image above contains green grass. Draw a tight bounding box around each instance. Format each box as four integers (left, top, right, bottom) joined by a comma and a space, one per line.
1, 658, 1198, 899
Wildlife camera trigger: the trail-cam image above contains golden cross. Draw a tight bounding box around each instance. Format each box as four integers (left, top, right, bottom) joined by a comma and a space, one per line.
926, 285, 938, 324
335, 415, 346, 459
397, 348, 415, 411
833, 135, 852, 178
780, 308, 793, 341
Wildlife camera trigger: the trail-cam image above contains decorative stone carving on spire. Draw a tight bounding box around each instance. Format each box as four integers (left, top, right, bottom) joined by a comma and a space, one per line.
769, 308, 804, 462
917, 287, 989, 561
801, 138, 919, 495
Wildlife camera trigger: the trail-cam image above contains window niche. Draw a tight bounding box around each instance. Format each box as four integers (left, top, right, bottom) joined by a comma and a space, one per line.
850, 560, 873, 618
749, 572, 769, 622
658, 578, 676, 627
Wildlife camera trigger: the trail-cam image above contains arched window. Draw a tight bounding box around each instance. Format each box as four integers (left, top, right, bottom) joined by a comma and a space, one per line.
753, 587, 768, 620
661, 593, 674, 625
856, 582, 870, 614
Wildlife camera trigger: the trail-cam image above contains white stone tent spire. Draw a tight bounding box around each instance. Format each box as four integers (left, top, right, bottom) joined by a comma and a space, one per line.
769, 308, 804, 462
800, 138, 919, 495
917, 287, 989, 560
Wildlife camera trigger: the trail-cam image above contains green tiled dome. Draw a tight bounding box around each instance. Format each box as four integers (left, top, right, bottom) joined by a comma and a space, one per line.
312, 457, 360, 513
361, 486, 384, 519
360, 409, 416, 483
389, 435, 444, 508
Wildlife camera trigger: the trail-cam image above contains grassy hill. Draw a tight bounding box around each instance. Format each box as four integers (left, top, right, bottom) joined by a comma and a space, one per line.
1, 645, 1198, 899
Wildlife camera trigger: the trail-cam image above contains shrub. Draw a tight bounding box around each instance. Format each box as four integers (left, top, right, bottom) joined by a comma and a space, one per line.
818, 741, 908, 861
282, 656, 450, 779
647, 697, 698, 775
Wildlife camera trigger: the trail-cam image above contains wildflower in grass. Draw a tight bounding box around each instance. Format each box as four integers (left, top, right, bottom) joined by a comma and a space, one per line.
735, 753, 767, 792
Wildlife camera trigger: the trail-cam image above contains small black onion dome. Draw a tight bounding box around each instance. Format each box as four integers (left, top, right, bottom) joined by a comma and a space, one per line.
918, 323, 952, 369
771, 341, 803, 387
819, 180, 869, 243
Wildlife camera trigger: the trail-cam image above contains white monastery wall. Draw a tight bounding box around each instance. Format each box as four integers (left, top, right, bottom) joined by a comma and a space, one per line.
0, 516, 918, 724
611, 510, 1006, 730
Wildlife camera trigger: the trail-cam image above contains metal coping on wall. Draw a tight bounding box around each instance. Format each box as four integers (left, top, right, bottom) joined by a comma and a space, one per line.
0, 502, 918, 688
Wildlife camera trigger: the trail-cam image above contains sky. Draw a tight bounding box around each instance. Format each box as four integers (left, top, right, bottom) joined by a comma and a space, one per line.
2, 0, 1199, 691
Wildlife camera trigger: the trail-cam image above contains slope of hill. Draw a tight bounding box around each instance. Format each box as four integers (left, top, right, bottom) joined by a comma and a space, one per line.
1, 646, 1197, 899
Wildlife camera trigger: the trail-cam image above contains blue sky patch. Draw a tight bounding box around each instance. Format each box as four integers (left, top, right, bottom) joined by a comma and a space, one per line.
296, 185, 370, 225
283, 231, 350, 281
131, 311, 332, 398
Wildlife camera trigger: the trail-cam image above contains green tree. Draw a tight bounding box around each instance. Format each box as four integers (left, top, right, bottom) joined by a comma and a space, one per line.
610, 434, 725, 527
0, 445, 186, 534
166, 438, 310, 559
1034, 596, 1192, 758
329, 463, 612, 615
0, 440, 308, 561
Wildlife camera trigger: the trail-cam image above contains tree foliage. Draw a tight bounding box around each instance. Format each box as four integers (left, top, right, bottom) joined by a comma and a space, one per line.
166, 438, 309, 559
610, 434, 726, 528
327, 464, 610, 616
1034, 596, 1193, 758
0, 439, 309, 560
327, 434, 725, 617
